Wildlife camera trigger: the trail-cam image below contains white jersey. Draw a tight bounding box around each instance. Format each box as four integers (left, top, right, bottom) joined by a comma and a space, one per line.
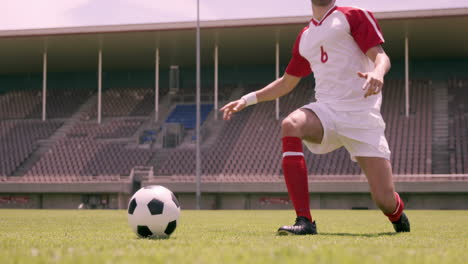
286, 5, 385, 111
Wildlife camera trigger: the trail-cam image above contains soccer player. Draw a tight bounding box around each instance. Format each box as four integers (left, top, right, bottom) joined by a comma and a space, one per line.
220, 0, 410, 235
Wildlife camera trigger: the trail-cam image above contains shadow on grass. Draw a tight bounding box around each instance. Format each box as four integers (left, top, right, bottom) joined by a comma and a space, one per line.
136, 236, 173, 241
319, 232, 398, 237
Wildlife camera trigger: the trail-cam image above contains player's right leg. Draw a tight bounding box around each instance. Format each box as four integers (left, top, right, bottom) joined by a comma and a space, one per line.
277, 108, 323, 235
356, 157, 410, 232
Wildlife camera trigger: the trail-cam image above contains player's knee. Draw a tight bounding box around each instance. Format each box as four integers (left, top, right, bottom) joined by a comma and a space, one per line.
281, 116, 303, 137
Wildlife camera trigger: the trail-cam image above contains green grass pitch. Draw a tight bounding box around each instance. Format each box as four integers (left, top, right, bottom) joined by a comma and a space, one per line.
0, 210, 467, 264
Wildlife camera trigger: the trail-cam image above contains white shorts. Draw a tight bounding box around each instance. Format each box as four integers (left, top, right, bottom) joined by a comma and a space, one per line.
301, 102, 391, 162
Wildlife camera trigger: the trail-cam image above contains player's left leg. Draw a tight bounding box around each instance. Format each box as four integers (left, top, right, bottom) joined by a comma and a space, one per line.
277, 108, 323, 235
356, 157, 410, 232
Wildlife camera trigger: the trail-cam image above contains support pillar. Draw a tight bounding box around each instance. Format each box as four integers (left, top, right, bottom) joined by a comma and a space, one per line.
405, 36, 410, 118
214, 45, 219, 120
275, 41, 280, 120
42, 51, 47, 121
98, 48, 102, 124
155, 48, 160, 122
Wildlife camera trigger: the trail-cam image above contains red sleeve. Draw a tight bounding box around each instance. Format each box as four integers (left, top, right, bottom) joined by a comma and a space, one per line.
285, 27, 312, 78
338, 7, 384, 54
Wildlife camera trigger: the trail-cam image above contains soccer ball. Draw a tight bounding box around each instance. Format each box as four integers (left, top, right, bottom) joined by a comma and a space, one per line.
127, 185, 180, 238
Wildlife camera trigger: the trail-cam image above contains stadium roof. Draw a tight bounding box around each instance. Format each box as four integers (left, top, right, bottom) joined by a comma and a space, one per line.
0, 6, 467, 73
2, 0, 468, 30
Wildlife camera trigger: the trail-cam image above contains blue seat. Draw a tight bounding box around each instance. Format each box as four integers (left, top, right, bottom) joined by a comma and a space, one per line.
165, 104, 214, 129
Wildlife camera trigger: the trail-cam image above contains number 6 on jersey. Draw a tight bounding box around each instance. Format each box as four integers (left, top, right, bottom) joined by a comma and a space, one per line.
320, 46, 328, 63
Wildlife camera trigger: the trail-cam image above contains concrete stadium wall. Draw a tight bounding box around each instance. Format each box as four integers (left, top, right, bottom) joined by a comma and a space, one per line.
0, 193, 129, 209
164, 180, 468, 210
0, 192, 466, 210
0, 194, 41, 209
1, 180, 467, 209
174, 192, 468, 210
42, 194, 83, 209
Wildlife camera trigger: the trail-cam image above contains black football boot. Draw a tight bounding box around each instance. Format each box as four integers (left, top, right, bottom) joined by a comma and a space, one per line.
392, 212, 411, 232
277, 216, 318, 235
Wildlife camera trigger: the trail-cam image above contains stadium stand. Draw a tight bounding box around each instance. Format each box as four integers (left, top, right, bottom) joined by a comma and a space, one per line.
85, 88, 155, 119
382, 80, 433, 175
40, 89, 94, 118
165, 104, 214, 129
0, 79, 454, 182
23, 119, 151, 181
0, 90, 42, 119
0, 88, 93, 119
157, 107, 253, 180
448, 78, 468, 174
0, 120, 63, 176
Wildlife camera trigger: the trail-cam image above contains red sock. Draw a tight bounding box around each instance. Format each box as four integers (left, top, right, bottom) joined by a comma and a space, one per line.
384, 192, 405, 222
282, 137, 312, 222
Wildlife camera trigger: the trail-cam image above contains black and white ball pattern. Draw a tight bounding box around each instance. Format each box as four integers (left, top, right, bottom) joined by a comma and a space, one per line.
127, 185, 180, 238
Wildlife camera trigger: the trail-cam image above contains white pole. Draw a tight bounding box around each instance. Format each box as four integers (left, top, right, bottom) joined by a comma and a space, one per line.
405, 36, 409, 118
214, 45, 218, 120
195, 0, 201, 210
98, 48, 102, 124
275, 41, 280, 120
155, 48, 160, 122
42, 51, 47, 121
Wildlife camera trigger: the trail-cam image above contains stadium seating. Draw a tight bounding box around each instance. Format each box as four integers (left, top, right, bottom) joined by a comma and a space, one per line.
0, 90, 42, 119
165, 104, 214, 129
42, 89, 94, 118
0, 79, 466, 184
382, 80, 433, 174
448, 78, 468, 174
25, 119, 150, 181
157, 104, 254, 179
85, 88, 155, 119
0, 88, 93, 119
0, 120, 62, 176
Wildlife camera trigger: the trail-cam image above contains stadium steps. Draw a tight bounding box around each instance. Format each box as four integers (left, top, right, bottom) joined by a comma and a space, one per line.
11, 94, 98, 176
432, 80, 450, 174
147, 149, 174, 175
178, 106, 222, 147
165, 86, 244, 147
133, 93, 174, 146
197, 87, 244, 147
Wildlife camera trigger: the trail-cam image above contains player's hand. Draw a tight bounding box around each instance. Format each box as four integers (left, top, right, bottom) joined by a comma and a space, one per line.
357, 71, 384, 98
219, 99, 247, 121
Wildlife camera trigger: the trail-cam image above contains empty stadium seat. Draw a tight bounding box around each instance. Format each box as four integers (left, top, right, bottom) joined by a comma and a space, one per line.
165, 104, 214, 129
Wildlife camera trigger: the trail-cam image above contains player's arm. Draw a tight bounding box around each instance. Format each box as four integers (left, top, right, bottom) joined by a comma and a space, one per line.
256, 73, 301, 102
220, 73, 301, 121
221, 26, 310, 120
357, 45, 391, 98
